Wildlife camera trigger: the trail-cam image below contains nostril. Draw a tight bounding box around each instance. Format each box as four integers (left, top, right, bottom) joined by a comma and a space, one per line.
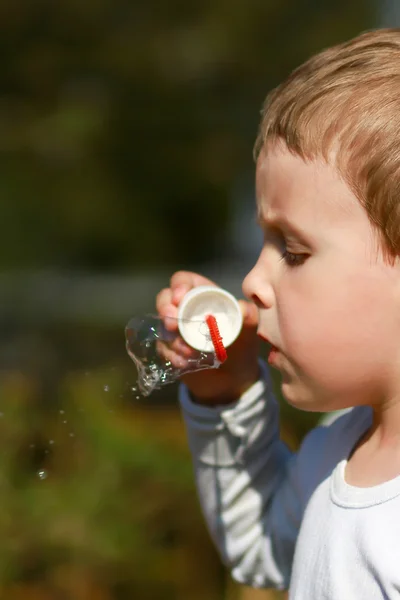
251, 294, 264, 309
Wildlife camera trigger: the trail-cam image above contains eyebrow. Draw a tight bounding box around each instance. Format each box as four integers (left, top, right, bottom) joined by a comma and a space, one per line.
256, 207, 310, 242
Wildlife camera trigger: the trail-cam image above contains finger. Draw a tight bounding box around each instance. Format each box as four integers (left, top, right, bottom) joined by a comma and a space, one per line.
155, 341, 189, 369
156, 288, 175, 316
169, 335, 197, 358
156, 288, 172, 313
238, 299, 259, 329
170, 271, 217, 304
156, 288, 180, 331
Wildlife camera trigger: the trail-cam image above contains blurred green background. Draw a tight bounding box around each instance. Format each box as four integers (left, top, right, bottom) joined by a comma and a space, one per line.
0, 1, 388, 598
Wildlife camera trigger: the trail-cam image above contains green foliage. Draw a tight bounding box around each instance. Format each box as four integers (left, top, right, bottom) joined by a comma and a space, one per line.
0, 368, 226, 598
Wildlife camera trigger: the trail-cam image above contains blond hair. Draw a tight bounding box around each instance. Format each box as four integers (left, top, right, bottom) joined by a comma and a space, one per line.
255, 28, 400, 258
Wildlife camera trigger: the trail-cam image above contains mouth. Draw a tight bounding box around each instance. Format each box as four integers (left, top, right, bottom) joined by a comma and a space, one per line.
257, 332, 280, 366
257, 332, 276, 347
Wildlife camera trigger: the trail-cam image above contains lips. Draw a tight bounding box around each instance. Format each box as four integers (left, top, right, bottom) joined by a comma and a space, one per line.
257, 332, 276, 348
257, 332, 280, 366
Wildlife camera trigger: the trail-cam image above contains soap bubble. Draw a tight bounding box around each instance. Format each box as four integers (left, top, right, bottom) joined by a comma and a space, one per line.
125, 315, 220, 396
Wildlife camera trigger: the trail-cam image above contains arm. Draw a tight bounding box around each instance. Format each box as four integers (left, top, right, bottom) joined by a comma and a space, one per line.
156, 272, 299, 586
179, 362, 300, 590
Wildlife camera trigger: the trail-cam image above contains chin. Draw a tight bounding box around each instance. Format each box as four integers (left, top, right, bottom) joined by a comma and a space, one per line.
282, 382, 350, 413
281, 383, 324, 412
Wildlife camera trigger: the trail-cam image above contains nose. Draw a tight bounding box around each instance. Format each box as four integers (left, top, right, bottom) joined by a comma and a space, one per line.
242, 258, 274, 309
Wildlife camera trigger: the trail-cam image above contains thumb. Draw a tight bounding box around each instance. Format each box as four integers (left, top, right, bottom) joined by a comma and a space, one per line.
238, 300, 258, 329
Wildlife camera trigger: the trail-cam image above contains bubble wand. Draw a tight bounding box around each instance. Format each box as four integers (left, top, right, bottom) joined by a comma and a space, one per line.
125, 287, 242, 396
205, 314, 228, 363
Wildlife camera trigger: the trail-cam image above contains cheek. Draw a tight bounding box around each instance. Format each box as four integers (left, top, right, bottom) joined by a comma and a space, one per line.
277, 268, 398, 380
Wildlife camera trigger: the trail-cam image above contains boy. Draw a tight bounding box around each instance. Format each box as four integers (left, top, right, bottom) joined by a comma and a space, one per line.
156, 29, 400, 598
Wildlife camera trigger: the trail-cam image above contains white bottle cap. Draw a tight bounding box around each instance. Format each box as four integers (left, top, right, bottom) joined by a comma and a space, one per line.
177, 285, 243, 352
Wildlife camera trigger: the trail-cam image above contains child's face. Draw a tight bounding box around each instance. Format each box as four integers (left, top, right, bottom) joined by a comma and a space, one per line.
243, 142, 400, 412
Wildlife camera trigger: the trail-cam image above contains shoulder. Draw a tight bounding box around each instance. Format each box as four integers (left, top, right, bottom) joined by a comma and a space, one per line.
301, 405, 372, 458
292, 406, 372, 502
318, 405, 372, 442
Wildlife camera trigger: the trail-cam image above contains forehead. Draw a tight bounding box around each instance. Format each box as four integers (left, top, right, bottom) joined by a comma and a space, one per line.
255, 143, 362, 229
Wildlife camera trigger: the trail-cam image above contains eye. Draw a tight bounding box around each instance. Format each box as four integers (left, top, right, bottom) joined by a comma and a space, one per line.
281, 250, 308, 267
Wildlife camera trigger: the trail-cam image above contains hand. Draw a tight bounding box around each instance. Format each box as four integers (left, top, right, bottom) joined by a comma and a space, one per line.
156, 271, 260, 405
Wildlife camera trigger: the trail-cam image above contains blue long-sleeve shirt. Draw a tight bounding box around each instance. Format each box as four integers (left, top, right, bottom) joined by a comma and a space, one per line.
179, 363, 400, 598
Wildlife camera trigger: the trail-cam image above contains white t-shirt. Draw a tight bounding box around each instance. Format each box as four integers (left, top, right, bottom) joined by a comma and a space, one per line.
179, 363, 400, 599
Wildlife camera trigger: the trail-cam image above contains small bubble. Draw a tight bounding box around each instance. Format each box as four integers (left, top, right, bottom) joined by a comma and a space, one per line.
104, 385, 110, 392
37, 469, 47, 480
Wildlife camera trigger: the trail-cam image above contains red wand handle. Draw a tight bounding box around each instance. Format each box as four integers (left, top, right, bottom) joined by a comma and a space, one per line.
205, 314, 227, 363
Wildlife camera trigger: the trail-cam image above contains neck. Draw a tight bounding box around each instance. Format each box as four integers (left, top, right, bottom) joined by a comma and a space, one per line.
345, 397, 400, 487
369, 397, 400, 449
